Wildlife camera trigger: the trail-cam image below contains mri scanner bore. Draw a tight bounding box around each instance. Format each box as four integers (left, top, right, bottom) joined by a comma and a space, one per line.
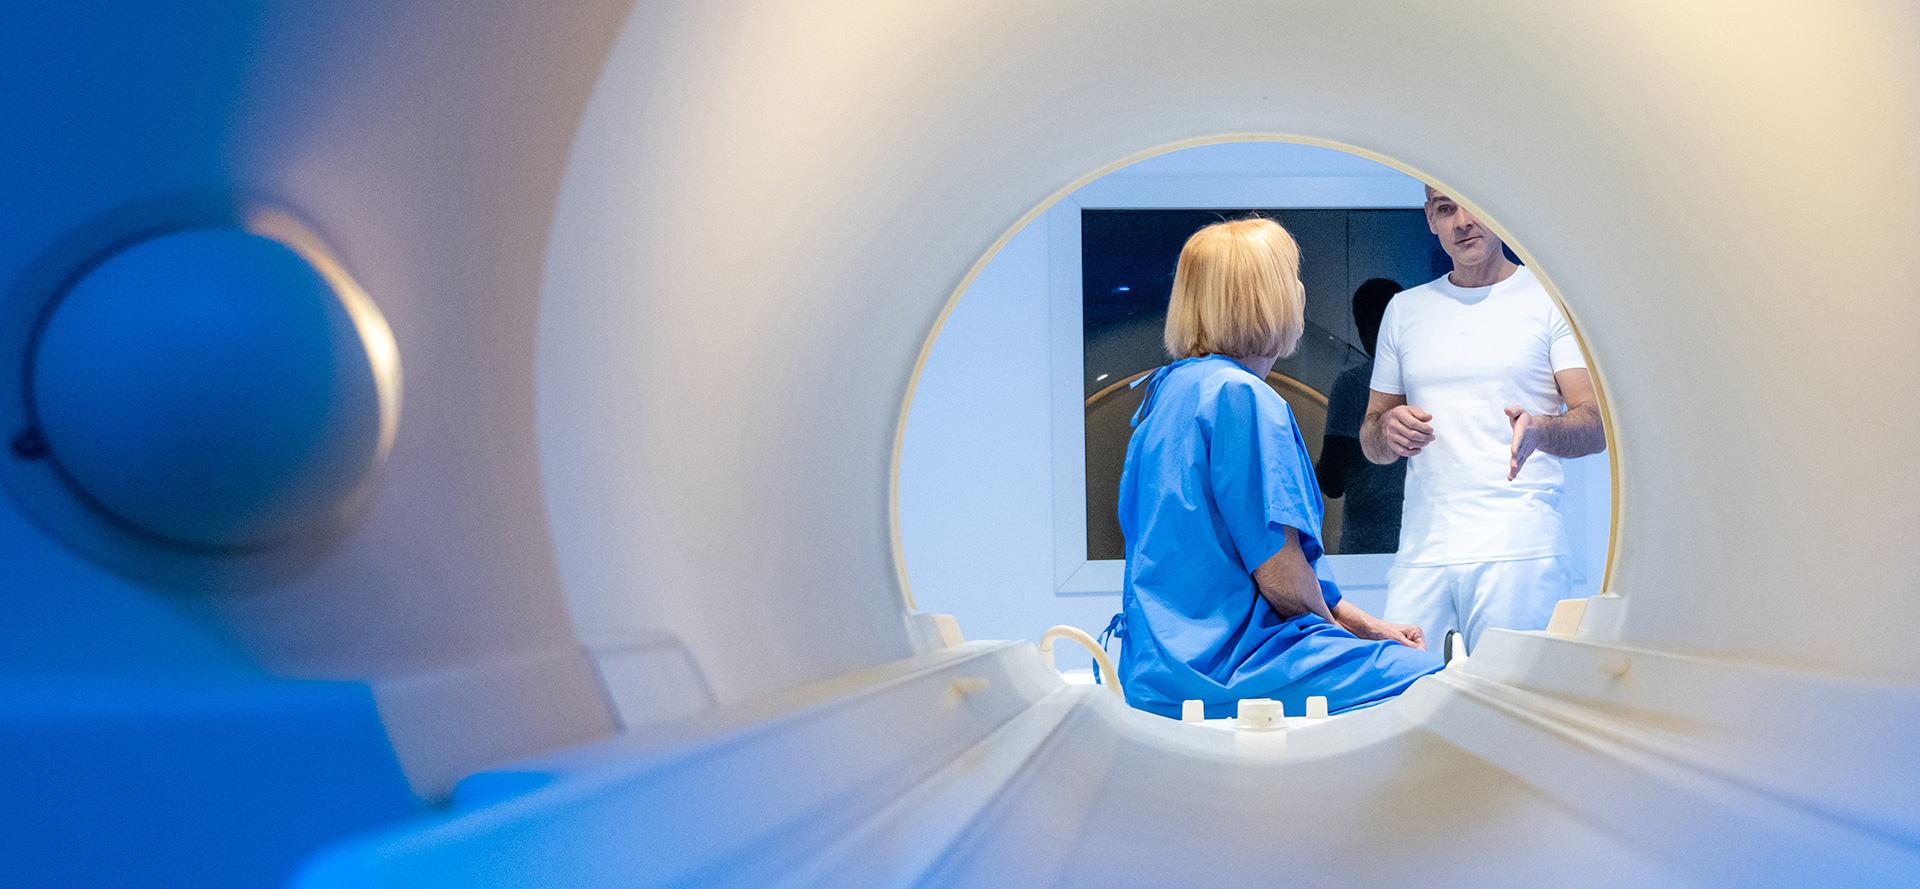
7, 3, 1920, 885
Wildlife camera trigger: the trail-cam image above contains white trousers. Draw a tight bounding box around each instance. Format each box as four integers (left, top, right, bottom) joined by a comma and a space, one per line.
1383, 556, 1571, 653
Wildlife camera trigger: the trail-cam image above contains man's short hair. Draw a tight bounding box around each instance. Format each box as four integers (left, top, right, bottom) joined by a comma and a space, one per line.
1162, 217, 1305, 361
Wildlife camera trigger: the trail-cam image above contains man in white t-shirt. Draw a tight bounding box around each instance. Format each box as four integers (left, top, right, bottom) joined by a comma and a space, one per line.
1359, 186, 1606, 653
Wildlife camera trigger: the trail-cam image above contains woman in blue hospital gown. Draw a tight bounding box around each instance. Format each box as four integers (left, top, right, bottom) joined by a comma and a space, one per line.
1116, 217, 1442, 720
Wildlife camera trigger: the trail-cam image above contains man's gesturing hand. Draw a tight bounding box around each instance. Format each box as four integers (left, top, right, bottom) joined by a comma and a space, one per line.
1506, 406, 1542, 480
1381, 404, 1435, 457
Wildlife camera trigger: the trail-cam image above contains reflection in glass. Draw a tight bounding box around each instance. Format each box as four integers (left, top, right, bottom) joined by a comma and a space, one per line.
1080, 208, 1442, 558
1315, 278, 1405, 555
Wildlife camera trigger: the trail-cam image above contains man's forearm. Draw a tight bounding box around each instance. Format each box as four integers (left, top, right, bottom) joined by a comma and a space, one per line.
1358, 412, 1398, 465
1537, 404, 1606, 458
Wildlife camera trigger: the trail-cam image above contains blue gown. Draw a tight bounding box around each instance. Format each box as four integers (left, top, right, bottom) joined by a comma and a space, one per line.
1115, 355, 1442, 719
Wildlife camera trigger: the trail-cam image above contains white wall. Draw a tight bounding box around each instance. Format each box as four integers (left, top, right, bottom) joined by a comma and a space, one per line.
899, 219, 1121, 643
537, 6, 1920, 833
901, 141, 1613, 644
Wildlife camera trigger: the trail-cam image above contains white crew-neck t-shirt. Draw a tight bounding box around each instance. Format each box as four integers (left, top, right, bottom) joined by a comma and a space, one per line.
1369, 265, 1586, 567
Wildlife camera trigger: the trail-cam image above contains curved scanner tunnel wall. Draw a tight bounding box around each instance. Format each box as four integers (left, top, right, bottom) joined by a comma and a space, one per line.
3, 2, 1919, 887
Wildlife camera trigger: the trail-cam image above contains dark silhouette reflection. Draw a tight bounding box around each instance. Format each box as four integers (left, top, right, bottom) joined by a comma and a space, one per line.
1316, 278, 1405, 554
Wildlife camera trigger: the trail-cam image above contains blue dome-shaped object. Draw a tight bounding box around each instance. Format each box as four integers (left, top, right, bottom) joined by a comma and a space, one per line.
29, 228, 389, 551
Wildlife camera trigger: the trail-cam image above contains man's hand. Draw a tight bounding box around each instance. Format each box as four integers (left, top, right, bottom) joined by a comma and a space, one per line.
1360, 391, 1431, 464
1506, 406, 1543, 480
1379, 404, 1434, 457
1505, 369, 1608, 480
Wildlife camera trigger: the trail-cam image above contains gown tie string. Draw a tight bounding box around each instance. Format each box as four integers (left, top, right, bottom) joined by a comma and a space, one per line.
1129, 364, 1175, 428
1094, 611, 1125, 685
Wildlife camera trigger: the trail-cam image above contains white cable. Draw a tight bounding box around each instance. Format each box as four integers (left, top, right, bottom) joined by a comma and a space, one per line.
1038, 625, 1123, 699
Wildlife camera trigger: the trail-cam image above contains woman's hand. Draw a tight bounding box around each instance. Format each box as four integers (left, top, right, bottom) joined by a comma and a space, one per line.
1251, 532, 1426, 651
1363, 620, 1426, 650
1331, 601, 1426, 650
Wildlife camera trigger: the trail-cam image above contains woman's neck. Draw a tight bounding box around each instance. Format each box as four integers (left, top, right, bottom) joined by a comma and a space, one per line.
1233, 352, 1277, 379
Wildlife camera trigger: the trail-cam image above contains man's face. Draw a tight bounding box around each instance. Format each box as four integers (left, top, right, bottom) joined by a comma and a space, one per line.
1425, 190, 1503, 269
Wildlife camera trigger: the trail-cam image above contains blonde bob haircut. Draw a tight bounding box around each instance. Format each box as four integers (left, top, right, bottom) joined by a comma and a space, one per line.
1162, 217, 1305, 361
